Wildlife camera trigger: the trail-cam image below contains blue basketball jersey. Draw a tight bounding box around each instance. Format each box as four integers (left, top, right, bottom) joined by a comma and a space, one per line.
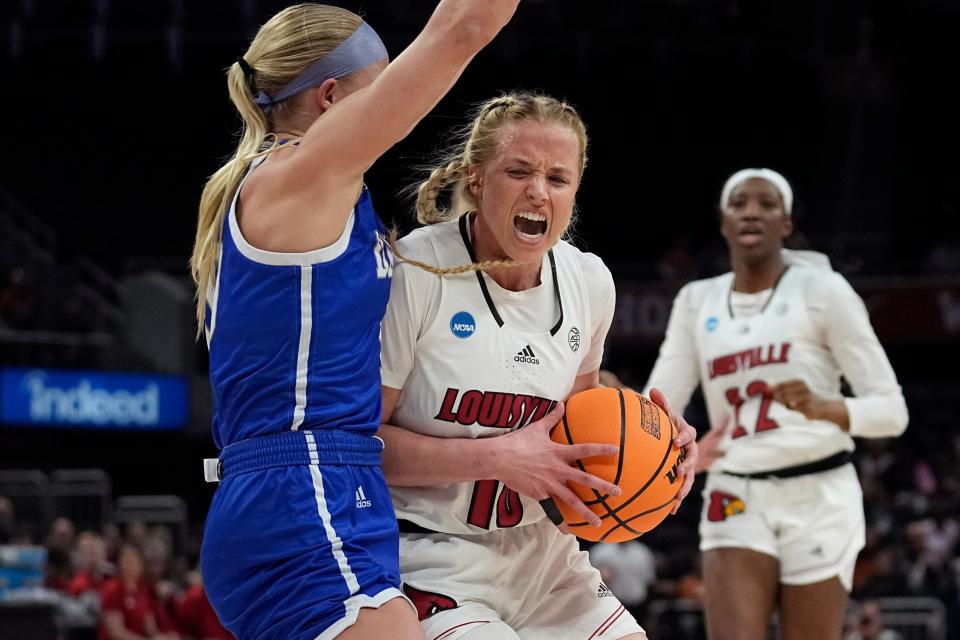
204, 160, 394, 449
200, 161, 403, 640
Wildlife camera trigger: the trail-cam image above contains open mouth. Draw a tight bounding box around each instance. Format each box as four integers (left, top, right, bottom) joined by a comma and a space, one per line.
513, 211, 548, 241
737, 225, 764, 246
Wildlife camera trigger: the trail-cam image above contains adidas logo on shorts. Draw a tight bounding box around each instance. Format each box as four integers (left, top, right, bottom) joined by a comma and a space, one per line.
598, 582, 613, 598
514, 345, 540, 365
355, 485, 372, 509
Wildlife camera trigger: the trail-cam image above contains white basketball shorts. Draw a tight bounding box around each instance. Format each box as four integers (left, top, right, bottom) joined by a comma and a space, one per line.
399, 518, 647, 639
699, 463, 865, 590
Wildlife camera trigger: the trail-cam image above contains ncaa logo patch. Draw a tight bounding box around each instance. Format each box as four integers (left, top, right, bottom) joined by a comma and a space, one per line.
568, 327, 581, 352
450, 311, 476, 339
705, 316, 718, 332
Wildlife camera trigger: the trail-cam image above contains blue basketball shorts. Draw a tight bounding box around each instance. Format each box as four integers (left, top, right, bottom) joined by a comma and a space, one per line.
200, 431, 406, 640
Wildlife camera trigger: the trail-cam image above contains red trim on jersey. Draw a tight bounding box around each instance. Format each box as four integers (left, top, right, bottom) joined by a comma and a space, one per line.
433, 620, 493, 640
588, 604, 625, 639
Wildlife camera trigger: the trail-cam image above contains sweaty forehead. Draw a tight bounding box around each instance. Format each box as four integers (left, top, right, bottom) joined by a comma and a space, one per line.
493, 121, 579, 162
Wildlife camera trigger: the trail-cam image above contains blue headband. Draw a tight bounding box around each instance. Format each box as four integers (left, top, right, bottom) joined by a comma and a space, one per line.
254, 21, 387, 112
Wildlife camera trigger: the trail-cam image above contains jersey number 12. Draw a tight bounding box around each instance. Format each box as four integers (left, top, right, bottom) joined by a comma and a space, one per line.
725, 380, 780, 438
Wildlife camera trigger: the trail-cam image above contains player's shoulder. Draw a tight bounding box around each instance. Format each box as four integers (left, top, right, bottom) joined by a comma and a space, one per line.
798, 270, 862, 309
395, 221, 457, 269
782, 249, 847, 289
788, 261, 858, 303
675, 272, 732, 307
553, 238, 612, 285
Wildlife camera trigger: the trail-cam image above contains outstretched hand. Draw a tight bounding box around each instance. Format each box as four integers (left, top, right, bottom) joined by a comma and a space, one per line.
492, 401, 621, 528
648, 388, 698, 515
694, 415, 729, 473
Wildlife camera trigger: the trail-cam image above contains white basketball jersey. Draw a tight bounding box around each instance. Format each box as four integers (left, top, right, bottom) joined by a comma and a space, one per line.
692, 267, 855, 471
381, 216, 615, 534
648, 261, 906, 473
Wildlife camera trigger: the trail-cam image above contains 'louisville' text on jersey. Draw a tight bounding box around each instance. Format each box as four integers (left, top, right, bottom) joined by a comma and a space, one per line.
434, 388, 557, 428
707, 343, 791, 380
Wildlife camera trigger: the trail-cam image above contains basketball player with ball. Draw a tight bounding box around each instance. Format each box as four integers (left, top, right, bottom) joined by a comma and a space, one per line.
644, 168, 909, 640
378, 92, 699, 639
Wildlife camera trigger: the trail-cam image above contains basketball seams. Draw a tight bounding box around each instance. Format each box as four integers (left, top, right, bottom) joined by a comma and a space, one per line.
563, 400, 636, 532
608, 418, 676, 518
561, 413, 575, 447
567, 418, 676, 528
557, 389, 682, 541
585, 422, 678, 542
604, 419, 680, 542
613, 389, 627, 486
598, 497, 676, 542
560, 411, 631, 532
560, 411, 605, 508
582, 389, 626, 507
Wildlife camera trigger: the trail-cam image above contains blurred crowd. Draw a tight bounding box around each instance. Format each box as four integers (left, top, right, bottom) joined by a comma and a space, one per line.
4, 424, 956, 639
0, 505, 231, 640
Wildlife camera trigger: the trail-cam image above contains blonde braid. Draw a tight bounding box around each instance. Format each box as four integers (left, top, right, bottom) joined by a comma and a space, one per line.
415, 160, 467, 224
475, 95, 518, 121
388, 226, 519, 277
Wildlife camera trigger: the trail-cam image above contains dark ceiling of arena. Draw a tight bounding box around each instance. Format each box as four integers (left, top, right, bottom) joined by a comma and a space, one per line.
5, 0, 959, 279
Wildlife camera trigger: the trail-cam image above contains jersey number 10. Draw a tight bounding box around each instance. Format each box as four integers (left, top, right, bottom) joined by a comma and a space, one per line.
467, 480, 522, 529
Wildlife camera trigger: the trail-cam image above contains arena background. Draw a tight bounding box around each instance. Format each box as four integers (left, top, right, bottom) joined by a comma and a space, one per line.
2, 1, 959, 638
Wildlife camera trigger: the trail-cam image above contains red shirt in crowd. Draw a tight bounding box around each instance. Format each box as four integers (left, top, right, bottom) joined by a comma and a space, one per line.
176, 585, 233, 640
98, 577, 155, 640
68, 569, 106, 597
154, 586, 181, 636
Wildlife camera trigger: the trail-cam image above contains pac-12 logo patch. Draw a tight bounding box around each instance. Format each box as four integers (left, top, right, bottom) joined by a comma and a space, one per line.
706, 316, 718, 332
568, 327, 581, 352
450, 311, 476, 339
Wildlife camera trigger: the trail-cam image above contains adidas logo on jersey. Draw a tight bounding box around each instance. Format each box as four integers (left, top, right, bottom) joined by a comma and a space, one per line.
355, 485, 372, 509
598, 582, 613, 598
514, 345, 540, 365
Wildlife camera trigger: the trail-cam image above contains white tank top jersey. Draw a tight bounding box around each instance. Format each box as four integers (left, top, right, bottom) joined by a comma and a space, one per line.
381, 216, 616, 535
646, 252, 908, 474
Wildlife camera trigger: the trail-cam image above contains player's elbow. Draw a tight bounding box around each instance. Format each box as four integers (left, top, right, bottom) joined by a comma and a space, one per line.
432, 5, 509, 55
888, 396, 909, 437
867, 396, 909, 438
446, 19, 497, 55
848, 394, 909, 439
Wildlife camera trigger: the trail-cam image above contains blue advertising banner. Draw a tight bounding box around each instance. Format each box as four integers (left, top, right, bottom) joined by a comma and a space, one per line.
0, 368, 188, 431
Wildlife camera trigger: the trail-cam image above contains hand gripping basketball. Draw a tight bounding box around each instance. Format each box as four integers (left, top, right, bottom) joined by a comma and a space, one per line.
492, 401, 622, 528
549, 387, 688, 542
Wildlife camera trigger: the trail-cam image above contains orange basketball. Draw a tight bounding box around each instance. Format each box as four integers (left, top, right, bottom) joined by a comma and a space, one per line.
550, 387, 685, 542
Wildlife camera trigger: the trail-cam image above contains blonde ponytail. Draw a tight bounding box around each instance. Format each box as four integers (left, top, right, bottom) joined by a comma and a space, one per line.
190, 62, 269, 333
190, 4, 364, 335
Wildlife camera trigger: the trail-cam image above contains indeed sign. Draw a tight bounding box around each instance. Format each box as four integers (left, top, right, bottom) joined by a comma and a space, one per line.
1, 368, 188, 430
